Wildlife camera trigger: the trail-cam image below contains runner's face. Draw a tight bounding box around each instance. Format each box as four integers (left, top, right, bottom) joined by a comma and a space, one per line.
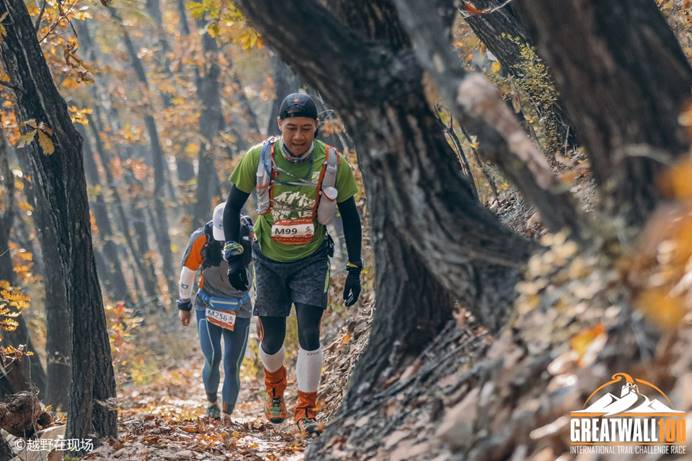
278, 117, 317, 155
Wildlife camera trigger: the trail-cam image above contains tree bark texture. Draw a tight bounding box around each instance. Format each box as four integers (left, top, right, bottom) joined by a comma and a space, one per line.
0, 0, 117, 442
515, 0, 692, 227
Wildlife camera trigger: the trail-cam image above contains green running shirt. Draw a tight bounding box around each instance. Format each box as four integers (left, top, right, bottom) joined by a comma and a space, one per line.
230, 139, 358, 262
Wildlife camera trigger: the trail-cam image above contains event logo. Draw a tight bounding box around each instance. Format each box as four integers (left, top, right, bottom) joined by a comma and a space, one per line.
570, 372, 687, 455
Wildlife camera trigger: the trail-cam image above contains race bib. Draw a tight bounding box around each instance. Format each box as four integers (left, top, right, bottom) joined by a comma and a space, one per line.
206, 307, 236, 331
271, 218, 314, 245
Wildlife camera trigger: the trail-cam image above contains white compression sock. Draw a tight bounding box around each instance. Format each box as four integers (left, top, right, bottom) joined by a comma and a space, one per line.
296, 347, 323, 393
259, 345, 285, 373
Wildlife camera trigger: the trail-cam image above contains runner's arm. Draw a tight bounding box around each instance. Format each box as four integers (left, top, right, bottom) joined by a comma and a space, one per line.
223, 185, 251, 244
337, 196, 362, 265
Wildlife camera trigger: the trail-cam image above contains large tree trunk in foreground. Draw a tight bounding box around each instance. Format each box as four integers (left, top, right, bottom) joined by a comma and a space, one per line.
515, 0, 692, 228
0, 0, 117, 443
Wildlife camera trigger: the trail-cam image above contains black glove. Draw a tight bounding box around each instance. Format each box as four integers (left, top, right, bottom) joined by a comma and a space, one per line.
177, 299, 192, 311
227, 254, 249, 291
224, 241, 249, 291
343, 262, 362, 307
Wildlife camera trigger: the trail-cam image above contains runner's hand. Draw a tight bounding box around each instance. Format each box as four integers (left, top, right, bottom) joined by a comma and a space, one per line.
177, 299, 192, 326
227, 256, 249, 291
179, 310, 191, 326
343, 267, 362, 307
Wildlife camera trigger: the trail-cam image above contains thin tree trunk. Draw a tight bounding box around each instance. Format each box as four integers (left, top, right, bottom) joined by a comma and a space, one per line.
145, 0, 196, 183
515, 0, 692, 228
0, 0, 117, 442
108, 6, 177, 300
190, 19, 225, 229
266, 53, 301, 136
86, 113, 160, 299
76, 22, 159, 302
80, 126, 133, 305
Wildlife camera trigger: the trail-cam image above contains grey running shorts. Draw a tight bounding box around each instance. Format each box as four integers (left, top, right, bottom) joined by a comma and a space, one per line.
252, 242, 331, 316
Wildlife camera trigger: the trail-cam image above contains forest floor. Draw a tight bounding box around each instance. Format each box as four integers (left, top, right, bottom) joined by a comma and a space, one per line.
72, 294, 372, 461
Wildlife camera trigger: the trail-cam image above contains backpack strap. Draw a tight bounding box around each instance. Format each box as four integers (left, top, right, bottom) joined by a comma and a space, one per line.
312, 144, 339, 218
256, 136, 279, 215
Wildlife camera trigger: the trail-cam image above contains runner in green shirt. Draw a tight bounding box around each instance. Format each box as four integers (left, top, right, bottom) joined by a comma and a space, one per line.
222, 93, 363, 435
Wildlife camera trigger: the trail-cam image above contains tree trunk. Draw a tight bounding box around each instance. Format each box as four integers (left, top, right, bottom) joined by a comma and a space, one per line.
108, 6, 177, 301
191, 25, 224, 230
80, 126, 134, 305
145, 0, 196, 184
75, 21, 161, 303
0, 0, 117, 443
86, 114, 160, 301
345, 226, 454, 407
463, 0, 577, 151
266, 53, 301, 136
515, 0, 692, 228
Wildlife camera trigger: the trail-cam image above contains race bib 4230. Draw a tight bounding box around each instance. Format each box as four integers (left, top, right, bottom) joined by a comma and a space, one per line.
271, 218, 314, 245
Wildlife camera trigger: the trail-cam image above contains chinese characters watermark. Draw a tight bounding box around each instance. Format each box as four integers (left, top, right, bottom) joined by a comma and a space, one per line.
14, 438, 94, 452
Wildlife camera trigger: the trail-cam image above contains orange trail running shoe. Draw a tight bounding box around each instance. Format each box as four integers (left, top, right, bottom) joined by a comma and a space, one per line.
264, 366, 288, 424
295, 391, 320, 435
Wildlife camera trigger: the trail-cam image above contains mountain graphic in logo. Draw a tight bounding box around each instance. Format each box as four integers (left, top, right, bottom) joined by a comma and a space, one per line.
573, 372, 684, 416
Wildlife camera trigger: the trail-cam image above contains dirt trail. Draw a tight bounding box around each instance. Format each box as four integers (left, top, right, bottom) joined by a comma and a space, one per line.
84, 346, 309, 460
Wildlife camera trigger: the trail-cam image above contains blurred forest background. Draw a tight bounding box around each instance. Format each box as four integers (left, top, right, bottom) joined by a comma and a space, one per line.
0, 0, 690, 459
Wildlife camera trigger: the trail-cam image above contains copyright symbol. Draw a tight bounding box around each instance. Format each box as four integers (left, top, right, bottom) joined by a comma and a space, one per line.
14, 439, 26, 450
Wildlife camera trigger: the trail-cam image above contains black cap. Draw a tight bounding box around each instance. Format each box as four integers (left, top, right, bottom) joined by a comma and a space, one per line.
278, 93, 318, 120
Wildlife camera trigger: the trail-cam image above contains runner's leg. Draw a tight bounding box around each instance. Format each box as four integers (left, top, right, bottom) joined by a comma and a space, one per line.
294, 303, 324, 427
221, 318, 250, 415
197, 309, 223, 402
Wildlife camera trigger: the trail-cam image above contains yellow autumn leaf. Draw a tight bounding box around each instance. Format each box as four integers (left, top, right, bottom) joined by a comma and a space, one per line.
16, 130, 36, 148
570, 323, 605, 359
490, 61, 502, 74
37, 130, 55, 155
17, 200, 33, 212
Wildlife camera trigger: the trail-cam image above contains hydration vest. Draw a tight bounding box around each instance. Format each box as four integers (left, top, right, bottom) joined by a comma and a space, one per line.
255, 137, 338, 225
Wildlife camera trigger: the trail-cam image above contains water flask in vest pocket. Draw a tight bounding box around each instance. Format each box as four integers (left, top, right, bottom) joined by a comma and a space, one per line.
317, 186, 338, 225
256, 167, 271, 214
